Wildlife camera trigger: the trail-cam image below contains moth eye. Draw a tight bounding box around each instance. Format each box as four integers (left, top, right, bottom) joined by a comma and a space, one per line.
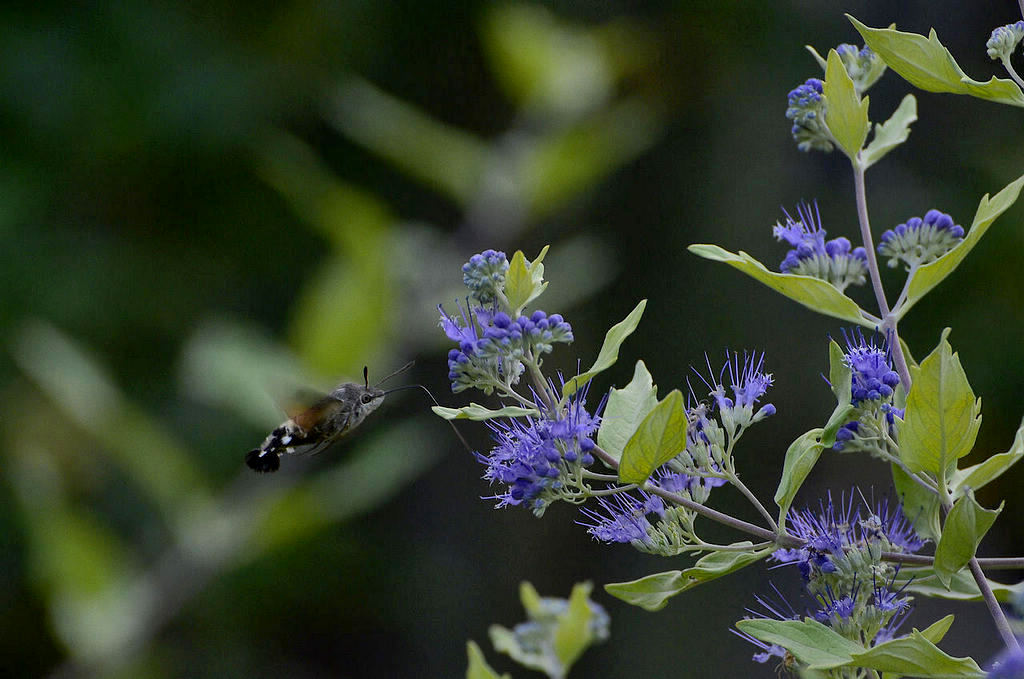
361, 394, 373, 404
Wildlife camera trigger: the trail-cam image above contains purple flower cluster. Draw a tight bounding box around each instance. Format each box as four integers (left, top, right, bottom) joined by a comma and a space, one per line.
878, 209, 964, 269
478, 388, 601, 512
773, 203, 868, 292
461, 249, 509, 304
786, 78, 832, 152
835, 43, 885, 92
772, 492, 925, 580
842, 328, 901, 405
440, 305, 573, 393
987, 21, 1024, 61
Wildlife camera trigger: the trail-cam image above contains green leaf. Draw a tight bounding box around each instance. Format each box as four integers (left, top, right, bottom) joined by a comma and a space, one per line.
862, 94, 917, 168
562, 299, 647, 399
895, 566, 1024, 602
775, 429, 826, 526
432, 404, 540, 421
918, 615, 955, 645
847, 630, 984, 678
504, 247, 550, 316
605, 544, 770, 611
618, 390, 687, 484
735, 618, 864, 669
597, 360, 659, 462
900, 175, 1024, 318
552, 582, 596, 671
604, 571, 686, 612
849, 16, 1024, 107
823, 48, 870, 158
892, 462, 942, 542
900, 330, 982, 478
933, 492, 1002, 587
687, 245, 867, 325
953, 416, 1024, 496
821, 339, 856, 448
466, 641, 509, 679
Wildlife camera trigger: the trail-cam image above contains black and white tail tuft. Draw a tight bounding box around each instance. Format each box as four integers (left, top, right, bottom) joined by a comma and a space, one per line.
245, 448, 280, 473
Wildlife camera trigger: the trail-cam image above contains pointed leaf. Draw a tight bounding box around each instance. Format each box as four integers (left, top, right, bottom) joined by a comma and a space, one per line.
562, 300, 647, 398
597, 360, 659, 462
432, 404, 539, 421
466, 641, 509, 679
892, 462, 942, 542
607, 545, 771, 611
688, 245, 867, 325
504, 247, 550, 316
618, 390, 687, 484
604, 571, 685, 611
934, 492, 1002, 587
735, 619, 864, 669
900, 175, 1024, 318
953, 416, 1024, 496
775, 429, 826, 525
821, 339, 856, 448
823, 49, 870, 157
863, 94, 917, 168
895, 566, 1024, 602
847, 630, 984, 678
849, 17, 1024, 107
918, 615, 955, 646
900, 330, 982, 478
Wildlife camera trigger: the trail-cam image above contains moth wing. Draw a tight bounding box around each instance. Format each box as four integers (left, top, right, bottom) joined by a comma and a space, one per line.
289, 395, 344, 431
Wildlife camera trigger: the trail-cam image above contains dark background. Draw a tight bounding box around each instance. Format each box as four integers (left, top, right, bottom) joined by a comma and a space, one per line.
1, 1, 1022, 677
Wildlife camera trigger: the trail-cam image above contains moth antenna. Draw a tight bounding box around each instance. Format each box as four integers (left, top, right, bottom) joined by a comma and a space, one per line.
363, 365, 369, 389
373, 360, 416, 387
380, 383, 474, 455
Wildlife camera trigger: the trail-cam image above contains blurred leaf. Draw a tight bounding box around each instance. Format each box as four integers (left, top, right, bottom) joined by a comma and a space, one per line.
734, 618, 864, 669
846, 630, 983, 677
900, 174, 1024, 318
597, 360, 658, 463
775, 429, 825, 525
933, 492, 1001, 587
952, 416, 1024, 496
823, 49, 870, 158
849, 16, 1024, 107
862, 94, 917, 168
432, 404, 540, 421
562, 299, 646, 399
618, 389, 686, 485
504, 246, 549, 316
12, 321, 209, 516
326, 78, 487, 204
180, 320, 311, 427
467, 641, 510, 679
523, 99, 664, 217
481, 3, 612, 118
251, 416, 442, 554
687, 245, 867, 326
552, 582, 598, 672
900, 330, 981, 479
605, 544, 770, 611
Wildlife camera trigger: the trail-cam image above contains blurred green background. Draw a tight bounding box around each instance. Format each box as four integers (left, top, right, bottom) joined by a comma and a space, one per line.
2, 1, 1023, 677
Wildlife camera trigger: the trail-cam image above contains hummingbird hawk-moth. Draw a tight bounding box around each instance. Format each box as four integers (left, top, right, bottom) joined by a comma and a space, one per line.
244, 363, 412, 473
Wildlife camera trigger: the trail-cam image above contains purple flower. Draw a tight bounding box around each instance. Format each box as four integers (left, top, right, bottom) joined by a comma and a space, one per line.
693, 351, 776, 426
462, 249, 508, 304
579, 491, 664, 545
774, 203, 868, 291
878, 209, 964, 269
786, 79, 832, 152
987, 642, 1024, 679
841, 328, 901, 405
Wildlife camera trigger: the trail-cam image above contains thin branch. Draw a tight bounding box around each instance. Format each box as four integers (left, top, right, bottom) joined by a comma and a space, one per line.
727, 472, 779, 533
881, 551, 1024, 570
